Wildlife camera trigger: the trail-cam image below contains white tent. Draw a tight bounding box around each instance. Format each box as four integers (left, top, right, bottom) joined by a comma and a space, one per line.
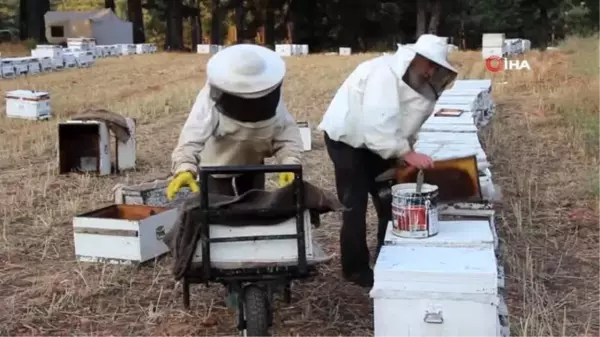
45, 9, 133, 45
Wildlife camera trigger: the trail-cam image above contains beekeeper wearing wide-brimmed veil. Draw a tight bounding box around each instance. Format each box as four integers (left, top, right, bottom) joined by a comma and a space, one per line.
318, 34, 458, 287
167, 44, 303, 200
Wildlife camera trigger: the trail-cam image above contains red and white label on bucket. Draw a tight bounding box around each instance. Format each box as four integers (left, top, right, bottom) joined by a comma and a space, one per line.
392, 203, 439, 238
393, 205, 429, 238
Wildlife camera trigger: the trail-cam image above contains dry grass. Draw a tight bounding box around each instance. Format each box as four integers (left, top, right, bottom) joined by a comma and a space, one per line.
0, 38, 598, 336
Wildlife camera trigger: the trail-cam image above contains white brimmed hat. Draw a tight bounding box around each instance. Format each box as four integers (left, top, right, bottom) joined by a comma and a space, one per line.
405, 34, 457, 74
206, 44, 286, 98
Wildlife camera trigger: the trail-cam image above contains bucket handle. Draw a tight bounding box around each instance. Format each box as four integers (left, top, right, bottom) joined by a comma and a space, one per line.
416, 170, 424, 193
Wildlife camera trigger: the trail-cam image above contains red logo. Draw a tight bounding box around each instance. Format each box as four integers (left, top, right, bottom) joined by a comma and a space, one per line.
485, 56, 504, 72
393, 205, 428, 232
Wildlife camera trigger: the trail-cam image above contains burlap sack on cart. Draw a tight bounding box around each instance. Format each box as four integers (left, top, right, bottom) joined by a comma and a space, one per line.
163, 181, 346, 280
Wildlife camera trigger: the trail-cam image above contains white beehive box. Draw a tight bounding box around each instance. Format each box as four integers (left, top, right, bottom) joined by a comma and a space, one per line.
275, 44, 292, 57
301, 44, 309, 55
438, 202, 498, 251
451, 79, 492, 92
297, 121, 311, 151
26, 57, 41, 74
383, 220, 494, 250
416, 131, 482, 145
136, 44, 145, 54
39, 57, 53, 71
339, 47, 352, 55
210, 45, 222, 54
0, 59, 15, 78
197, 44, 211, 54
482, 47, 504, 59
73, 204, 178, 264
58, 118, 137, 175
149, 44, 157, 53
10, 58, 29, 75
67, 37, 96, 50
108, 45, 120, 56
420, 122, 478, 133
370, 245, 498, 336
192, 210, 313, 266
413, 142, 490, 170
521, 39, 531, 52
73, 50, 95, 67
119, 44, 136, 55
51, 56, 65, 69
31, 45, 64, 59
5, 90, 51, 120
63, 53, 77, 68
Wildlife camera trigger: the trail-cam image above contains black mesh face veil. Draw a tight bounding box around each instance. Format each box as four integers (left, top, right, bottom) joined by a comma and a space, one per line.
210, 84, 282, 122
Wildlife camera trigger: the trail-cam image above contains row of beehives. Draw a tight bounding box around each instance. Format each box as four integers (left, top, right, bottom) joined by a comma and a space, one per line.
370, 79, 510, 337
0, 42, 157, 80
482, 33, 531, 59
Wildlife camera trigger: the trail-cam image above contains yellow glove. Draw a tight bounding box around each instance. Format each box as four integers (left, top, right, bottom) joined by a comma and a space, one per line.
167, 171, 199, 200
278, 172, 295, 187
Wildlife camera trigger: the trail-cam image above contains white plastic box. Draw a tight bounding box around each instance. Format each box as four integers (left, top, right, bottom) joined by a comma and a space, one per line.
73, 204, 178, 264
67, 37, 96, 50
196, 44, 211, 54
297, 121, 311, 151
192, 210, 313, 266
370, 245, 498, 336
339, 47, 351, 55
58, 118, 137, 176
5, 90, 51, 120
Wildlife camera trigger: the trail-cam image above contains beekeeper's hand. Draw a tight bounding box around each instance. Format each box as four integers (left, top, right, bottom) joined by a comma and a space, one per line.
167, 171, 199, 200
402, 151, 434, 169
278, 172, 295, 187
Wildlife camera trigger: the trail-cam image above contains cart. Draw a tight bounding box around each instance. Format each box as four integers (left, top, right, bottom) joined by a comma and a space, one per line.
180, 164, 327, 336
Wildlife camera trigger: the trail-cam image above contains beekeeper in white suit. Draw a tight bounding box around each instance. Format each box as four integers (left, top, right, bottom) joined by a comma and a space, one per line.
167, 44, 303, 200
318, 34, 458, 287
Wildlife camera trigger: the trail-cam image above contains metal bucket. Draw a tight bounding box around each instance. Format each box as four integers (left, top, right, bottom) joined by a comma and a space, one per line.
391, 177, 440, 238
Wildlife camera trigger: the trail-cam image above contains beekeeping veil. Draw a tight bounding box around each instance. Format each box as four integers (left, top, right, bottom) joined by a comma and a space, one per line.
206, 44, 286, 123
392, 34, 458, 101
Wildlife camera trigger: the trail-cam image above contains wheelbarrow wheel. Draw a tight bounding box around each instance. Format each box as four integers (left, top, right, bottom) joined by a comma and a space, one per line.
243, 285, 269, 336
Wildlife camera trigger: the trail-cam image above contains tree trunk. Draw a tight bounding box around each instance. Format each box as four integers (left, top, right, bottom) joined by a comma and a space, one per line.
191, 0, 201, 46
165, 0, 183, 50
538, 7, 549, 50
415, 0, 427, 38
235, 0, 245, 43
19, 0, 28, 40
264, 0, 275, 48
105, 0, 116, 11
211, 0, 221, 44
127, 0, 146, 43
38, 0, 50, 43
427, 0, 441, 34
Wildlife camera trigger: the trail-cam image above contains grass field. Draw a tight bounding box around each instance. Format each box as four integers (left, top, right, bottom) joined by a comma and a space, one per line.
0, 37, 598, 336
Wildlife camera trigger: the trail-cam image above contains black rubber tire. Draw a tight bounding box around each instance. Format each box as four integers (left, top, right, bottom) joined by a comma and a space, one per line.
243, 285, 270, 336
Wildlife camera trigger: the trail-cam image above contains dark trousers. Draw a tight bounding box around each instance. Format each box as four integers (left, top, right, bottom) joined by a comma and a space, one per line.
206, 173, 265, 196
324, 132, 395, 276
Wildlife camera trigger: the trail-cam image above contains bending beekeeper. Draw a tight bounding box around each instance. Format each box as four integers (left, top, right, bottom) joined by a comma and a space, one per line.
318, 34, 458, 287
167, 44, 303, 200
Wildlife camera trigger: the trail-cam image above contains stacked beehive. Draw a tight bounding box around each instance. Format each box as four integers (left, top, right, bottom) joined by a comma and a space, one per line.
0, 38, 158, 80
370, 78, 509, 336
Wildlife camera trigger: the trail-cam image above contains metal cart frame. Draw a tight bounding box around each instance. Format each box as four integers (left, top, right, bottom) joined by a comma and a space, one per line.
180, 164, 317, 336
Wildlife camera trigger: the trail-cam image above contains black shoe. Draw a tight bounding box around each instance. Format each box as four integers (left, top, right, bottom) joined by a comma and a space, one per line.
343, 269, 374, 288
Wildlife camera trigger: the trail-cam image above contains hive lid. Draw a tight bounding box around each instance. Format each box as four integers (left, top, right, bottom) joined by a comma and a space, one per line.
372, 245, 497, 296
5, 90, 50, 99
384, 220, 493, 247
